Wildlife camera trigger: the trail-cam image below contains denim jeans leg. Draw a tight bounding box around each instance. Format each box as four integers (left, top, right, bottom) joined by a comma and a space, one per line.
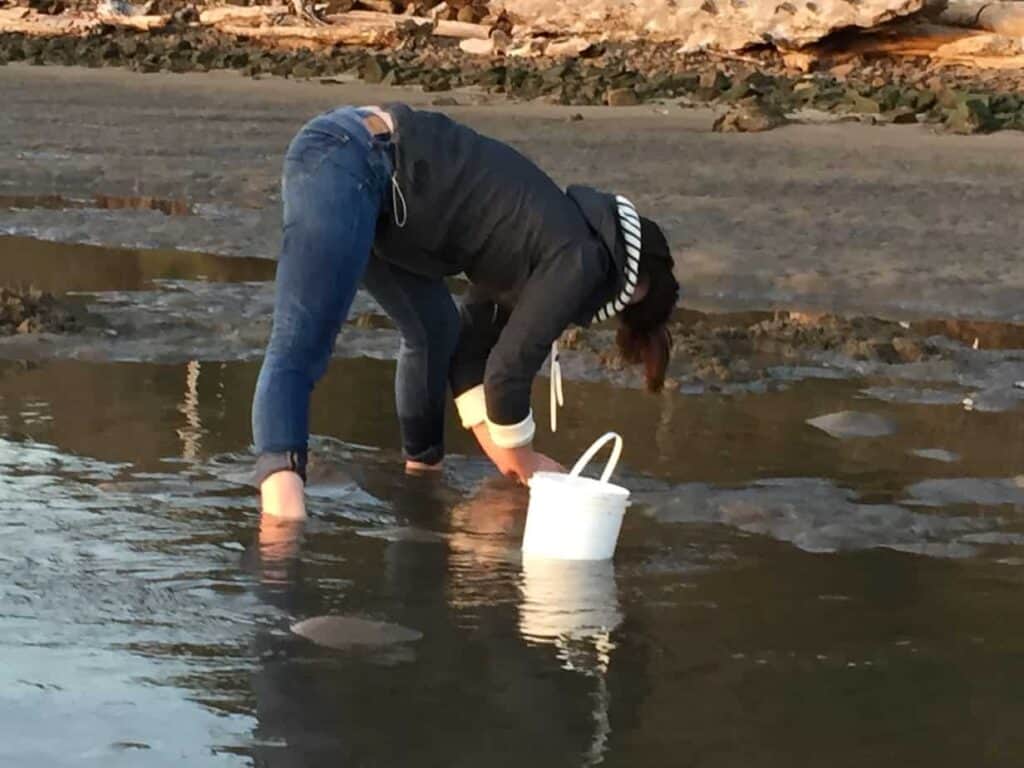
362, 256, 460, 465
251, 125, 387, 484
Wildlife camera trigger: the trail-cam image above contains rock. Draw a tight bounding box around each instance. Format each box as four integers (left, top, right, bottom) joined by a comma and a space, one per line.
811, 81, 847, 111
355, 526, 448, 543
605, 86, 639, 106
431, 95, 459, 106
540, 61, 573, 84
875, 84, 903, 112
829, 62, 856, 79
422, 73, 452, 91
290, 616, 422, 650
889, 107, 919, 124
719, 77, 751, 103
906, 477, 1024, 508
807, 410, 897, 439
360, 54, 390, 84
1, 286, 82, 335
116, 37, 138, 57
892, 335, 931, 362
713, 99, 787, 132
139, 54, 161, 73
697, 67, 730, 100
991, 93, 1023, 113
910, 449, 961, 463
499, 0, 929, 52
477, 64, 505, 87
944, 94, 999, 134
844, 91, 881, 114
456, 4, 481, 21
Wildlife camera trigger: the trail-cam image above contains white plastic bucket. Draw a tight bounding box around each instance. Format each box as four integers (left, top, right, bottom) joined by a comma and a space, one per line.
522, 432, 630, 561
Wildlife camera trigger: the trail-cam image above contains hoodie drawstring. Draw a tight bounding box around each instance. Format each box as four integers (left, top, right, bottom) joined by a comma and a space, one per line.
550, 340, 564, 433
391, 172, 407, 228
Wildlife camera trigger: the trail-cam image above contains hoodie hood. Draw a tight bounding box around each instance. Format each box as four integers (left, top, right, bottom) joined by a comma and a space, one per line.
566, 185, 642, 323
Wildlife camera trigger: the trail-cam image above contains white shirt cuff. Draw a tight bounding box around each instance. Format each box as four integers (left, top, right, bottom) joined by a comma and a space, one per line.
454, 385, 487, 429
487, 412, 536, 448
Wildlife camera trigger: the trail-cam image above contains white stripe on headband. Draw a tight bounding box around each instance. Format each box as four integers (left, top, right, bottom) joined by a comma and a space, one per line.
593, 194, 642, 323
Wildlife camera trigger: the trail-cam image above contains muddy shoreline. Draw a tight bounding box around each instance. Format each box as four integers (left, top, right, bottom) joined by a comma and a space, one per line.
4, 65, 1024, 324
5, 238, 1024, 425
3, 22, 1024, 134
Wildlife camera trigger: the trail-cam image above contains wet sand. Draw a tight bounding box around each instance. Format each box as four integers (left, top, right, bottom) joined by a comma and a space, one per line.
3, 63, 1024, 321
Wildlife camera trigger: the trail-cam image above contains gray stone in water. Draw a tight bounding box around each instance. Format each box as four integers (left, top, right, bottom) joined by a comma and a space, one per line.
647, 477, 985, 557
910, 449, 961, 463
355, 526, 447, 544
861, 386, 965, 406
905, 477, 1024, 508
806, 410, 896, 439
290, 616, 422, 650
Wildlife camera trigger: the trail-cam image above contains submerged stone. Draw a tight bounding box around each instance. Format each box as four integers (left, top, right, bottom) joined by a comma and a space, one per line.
290, 616, 423, 650
806, 410, 897, 439
910, 449, 961, 463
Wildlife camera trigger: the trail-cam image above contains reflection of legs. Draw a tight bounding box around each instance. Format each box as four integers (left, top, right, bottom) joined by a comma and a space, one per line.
257, 516, 305, 586
362, 257, 459, 465
178, 359, 203, 461
252, 139, 383, 473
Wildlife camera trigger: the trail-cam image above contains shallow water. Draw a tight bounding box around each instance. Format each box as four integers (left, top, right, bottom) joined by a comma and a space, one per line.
6, 242, 1024, 765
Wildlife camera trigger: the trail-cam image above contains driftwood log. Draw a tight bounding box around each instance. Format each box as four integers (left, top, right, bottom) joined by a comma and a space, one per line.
939, 0, 1024, 36
785, 21, 1024, 70
0, 6, 166, 34
0, 5, 493, 45
197, 5, 292, 25
215, 21, 387, 45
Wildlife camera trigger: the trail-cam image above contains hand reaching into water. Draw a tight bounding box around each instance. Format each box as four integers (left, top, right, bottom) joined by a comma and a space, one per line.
471, 423, 565, 484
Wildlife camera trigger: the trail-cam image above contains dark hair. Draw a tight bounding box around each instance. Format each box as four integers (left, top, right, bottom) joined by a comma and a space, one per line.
616, 217, 679, 392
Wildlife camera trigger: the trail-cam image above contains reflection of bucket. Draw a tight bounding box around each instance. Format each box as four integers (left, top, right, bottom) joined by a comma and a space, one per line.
518, 557, 622, 642
522, 432, 630, 561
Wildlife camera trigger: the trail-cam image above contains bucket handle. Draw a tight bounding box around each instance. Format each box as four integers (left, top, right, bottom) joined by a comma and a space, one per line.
569, 432, 623, 484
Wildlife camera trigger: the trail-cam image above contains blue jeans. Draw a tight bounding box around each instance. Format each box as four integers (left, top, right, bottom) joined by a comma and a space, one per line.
251, 107, 459, 485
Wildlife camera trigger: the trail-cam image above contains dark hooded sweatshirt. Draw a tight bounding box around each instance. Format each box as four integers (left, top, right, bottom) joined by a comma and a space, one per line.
377, 103, 636, 445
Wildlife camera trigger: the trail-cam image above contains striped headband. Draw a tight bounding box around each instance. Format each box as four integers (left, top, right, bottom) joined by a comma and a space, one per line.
593, 194, 642, 323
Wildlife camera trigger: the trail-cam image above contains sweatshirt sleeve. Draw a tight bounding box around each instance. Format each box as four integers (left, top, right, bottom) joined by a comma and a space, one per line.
449, 287, 510, 431
481, 243, 607, 448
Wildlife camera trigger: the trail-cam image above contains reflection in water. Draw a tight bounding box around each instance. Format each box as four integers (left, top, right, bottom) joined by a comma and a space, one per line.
0, 234, 275, 294
8, 355, 1024, 765
441, 479, 624, 765
257, 516, 306, 587
520, 558, 623, 767
177, 359, 204, 460
519, 558, 623, 653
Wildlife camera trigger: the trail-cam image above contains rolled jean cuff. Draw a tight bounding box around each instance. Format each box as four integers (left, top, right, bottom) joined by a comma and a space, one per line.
405, 443, 445, 466
252, 450, 308, 488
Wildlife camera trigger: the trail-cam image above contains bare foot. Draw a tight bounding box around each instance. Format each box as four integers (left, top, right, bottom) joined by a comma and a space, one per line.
405, 460, 442, 474
260, 471, 307, 520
